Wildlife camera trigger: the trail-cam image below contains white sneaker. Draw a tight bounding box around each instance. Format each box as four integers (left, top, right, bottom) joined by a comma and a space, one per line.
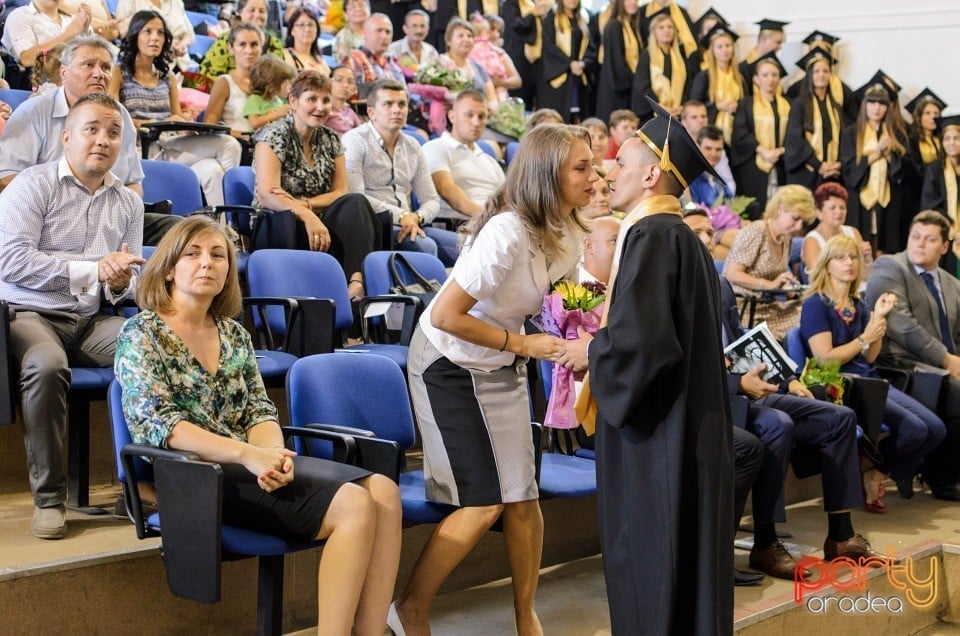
31, 505, 66, 539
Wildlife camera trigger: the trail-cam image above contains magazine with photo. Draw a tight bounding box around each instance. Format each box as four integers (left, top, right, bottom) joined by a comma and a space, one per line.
724, 322, 798, 385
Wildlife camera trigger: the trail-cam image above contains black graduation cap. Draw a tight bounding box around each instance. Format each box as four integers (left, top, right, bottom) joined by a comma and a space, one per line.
936, 115, 960, 132
802, 30, 839, 48
699, 23, 738, 49
648, 5, 673, 24
755, 18, 788, 32
795, 47, 836, 71
752, 51, 787, 78
905, 87, 947, 115
636, 96, 719, 189
694, 7, 727, 36
854, 70, 901, 103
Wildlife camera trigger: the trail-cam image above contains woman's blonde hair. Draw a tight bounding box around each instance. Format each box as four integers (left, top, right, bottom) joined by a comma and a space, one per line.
462, 124, 591, 261
137, 217, 242, 318
806, 234, 863, 300
763, 184, 817, 223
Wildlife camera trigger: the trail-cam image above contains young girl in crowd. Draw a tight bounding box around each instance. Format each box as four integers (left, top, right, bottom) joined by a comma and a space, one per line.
243, 56, 296, 130
205, 23, 263, 135
325, 65, 362, 135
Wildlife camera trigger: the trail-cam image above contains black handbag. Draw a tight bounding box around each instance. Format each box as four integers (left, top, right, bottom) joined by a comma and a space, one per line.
215, 206, 300, 253
388, 253, 442, 308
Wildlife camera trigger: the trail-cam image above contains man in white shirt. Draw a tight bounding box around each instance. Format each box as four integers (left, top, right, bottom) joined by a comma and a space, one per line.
1, 0, 91, 68
422, 90, 504, 224
0, 93, 145, 539
386, 8, 439, 74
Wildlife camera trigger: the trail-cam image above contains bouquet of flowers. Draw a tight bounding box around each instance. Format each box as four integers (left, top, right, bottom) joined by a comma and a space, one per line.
180, 70, 214, 94
487, 97, 526, 139
539, 279, 606, 429
412, 63, 473, 92
800, 357, 845, 404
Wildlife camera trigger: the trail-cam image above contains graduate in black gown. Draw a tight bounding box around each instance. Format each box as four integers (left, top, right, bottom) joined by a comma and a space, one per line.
594, 0, 640, 123
637, 0, 696, 56
631, 8, 690, 122
840, 76, 909, 253
920, 114, 960, 275
425, 0, 483, 52
783, 31, 859, 123
585, 96, 734, 635
738, 18, 786, 97
784, 48, 844, 192
583, 1, 612, 119
686, 6, 727, 78
905, 88, 947, 232
501, 0, 550, 109
537, 0, 588, 121
688, 23, 744, 145
730, 52, 789, 217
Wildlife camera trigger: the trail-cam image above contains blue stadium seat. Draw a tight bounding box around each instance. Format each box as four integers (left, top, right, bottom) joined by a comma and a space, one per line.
141, 160, 204, 215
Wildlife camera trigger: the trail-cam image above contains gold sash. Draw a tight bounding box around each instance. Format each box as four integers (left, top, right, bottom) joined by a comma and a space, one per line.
458, 0, 467, 18
481, 0, 499, 16
744, 48, 759, 64
711, 67, 741, 145
859, 126, 891, 210
550, 12, 589, 89
575, 194, 683, 434
597, 4, 612, 64
622, 18, 639, 73
807, 96, 840, 163
649, 44, 686, 109
753, 93, 790, 173
518, 0, 544, 63
828, 75, 844, 110
645, 1, 696, 58
920, 136, 941, 164
946, 161, 958, 224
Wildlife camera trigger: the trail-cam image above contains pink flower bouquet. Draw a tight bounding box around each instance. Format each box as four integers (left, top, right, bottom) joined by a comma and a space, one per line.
539, 280, 606, 429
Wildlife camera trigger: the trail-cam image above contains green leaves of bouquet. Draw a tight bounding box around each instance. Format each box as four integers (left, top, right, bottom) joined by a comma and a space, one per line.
800, 358, 845, 404
552, 280, 607, 311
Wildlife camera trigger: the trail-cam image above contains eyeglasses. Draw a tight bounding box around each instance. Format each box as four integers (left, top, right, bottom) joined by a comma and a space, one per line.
830, 254, 860, 262
292, 22, 315, 28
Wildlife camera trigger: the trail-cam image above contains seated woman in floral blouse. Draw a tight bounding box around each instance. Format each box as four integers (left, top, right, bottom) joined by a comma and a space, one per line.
115, 216, 401, 635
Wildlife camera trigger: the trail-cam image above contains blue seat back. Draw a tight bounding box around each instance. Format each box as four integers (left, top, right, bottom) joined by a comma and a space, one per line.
0, 88, 31, 110
476, 139, 497, 159
247, 249, 353, 332
287, 353, 416, 450
714, 259, 724, 275
784, 328, 807, 370
189, 34, 217, 60
108, 380, 154, 487
505, 141, 520, 165
142, 160, 204, 215
362, 250, 448, 297
223, 166, 256, 206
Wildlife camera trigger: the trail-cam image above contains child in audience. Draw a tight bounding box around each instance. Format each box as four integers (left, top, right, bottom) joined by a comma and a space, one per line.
243, 57, 296, 130
326, 65, 362, 135
31, 44, 64, 95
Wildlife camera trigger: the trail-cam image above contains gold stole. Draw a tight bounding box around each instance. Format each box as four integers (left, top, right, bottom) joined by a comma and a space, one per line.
807, 96, 840, 163
945, 161, 958, 224
482, 0, 499, 16
621, 18, 639, 72
920, 136, 941, 164
860, 125, 891, 210
828, 75, 844, 110
712, 67, 741, 145
744, 48, 760, 64
645, 1, 696, 58
753, 93, 790, 173
649, 44, 685, 109
458, 0, 467, 18
550, 13, 589, 88
518, 0, 544, 63
597, 4, 612, 64
575, 194, 683, 434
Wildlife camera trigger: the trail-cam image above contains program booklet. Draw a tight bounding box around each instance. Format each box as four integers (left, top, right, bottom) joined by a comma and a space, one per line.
724, 322, 798, 385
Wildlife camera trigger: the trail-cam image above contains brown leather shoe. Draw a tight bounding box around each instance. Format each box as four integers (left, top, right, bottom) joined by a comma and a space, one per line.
823, 533, 895, 564
749, 540, 808, 580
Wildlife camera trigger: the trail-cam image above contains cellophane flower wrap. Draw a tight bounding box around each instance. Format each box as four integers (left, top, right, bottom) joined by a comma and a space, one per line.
540, 280, 606, 429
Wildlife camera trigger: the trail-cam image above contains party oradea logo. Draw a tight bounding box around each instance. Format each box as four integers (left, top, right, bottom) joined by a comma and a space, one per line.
793, 549, 937, 614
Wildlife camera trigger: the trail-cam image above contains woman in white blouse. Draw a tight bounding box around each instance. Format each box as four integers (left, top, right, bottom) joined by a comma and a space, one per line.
391, 124, 597, 636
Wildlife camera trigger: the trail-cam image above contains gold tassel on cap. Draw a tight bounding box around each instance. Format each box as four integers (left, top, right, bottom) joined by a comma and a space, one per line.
660, 115, 672, 175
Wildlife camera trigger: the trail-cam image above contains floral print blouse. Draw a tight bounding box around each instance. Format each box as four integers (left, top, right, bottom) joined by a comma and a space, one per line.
251, 114, 343, 202
115, 310, 278, 449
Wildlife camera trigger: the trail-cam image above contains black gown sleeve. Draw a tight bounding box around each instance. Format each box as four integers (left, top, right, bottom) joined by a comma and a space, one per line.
841, 124, 870, 191
785, 98, 819, 173
630, 49, 654, 118
920, 161, 946, 213
730, 98, 757, 170
602, 21, 633, 93
540, 12, 571, 82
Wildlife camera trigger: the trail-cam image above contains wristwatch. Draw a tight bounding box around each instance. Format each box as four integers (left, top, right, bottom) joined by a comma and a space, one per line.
858, 337, 869, 354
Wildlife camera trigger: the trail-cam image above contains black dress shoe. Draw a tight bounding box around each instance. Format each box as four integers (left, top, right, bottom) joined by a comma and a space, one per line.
895, 476, 915, 499
735, 568, 764, 586
930, 482, 960, 502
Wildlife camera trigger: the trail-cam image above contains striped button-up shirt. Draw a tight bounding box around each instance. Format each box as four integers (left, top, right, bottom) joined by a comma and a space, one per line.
0, 159, 144, 315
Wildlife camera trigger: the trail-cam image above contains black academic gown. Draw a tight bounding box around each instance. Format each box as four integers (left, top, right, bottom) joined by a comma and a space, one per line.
731, 97, 787, 217
630, 47, 691, 123
688, 70, 747, 130
784, 95, 842, 191
583, 7, 608, 118
840, 123, 907, 253
784, 79, 859, 123
502, 0, 541, 107
637, 2, 696, 56
595, 18, 637, 123
590, 212, 734, 636
537, 10, 587, 120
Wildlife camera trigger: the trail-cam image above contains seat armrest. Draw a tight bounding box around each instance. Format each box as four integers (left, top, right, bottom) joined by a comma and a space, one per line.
285, 424, 403, 481
286, 297, 336, 356
242, 297, 300, 352
0, 300, 14, 426
120, 444, 200, 539
358, 294, 422, 345
281, 425, 358, 465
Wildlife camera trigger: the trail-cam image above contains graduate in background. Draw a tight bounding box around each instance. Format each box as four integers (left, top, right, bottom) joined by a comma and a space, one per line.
594, 0, 640, 123
538, 0, 589, 122
637, 0, 696, 57
688, 23, 744, 145
631, 7, 688, 121
730, 52, 789, 217
784, 48, 844, 192
686, 6, 726, 75
738, 18, 786, 96
920, 114, 960, 275
784, 30, 858, 123
840, 73, 909, 254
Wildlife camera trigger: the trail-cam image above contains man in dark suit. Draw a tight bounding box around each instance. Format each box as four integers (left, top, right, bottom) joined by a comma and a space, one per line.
866, 210, 960, 500
683, 209, 884, 580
